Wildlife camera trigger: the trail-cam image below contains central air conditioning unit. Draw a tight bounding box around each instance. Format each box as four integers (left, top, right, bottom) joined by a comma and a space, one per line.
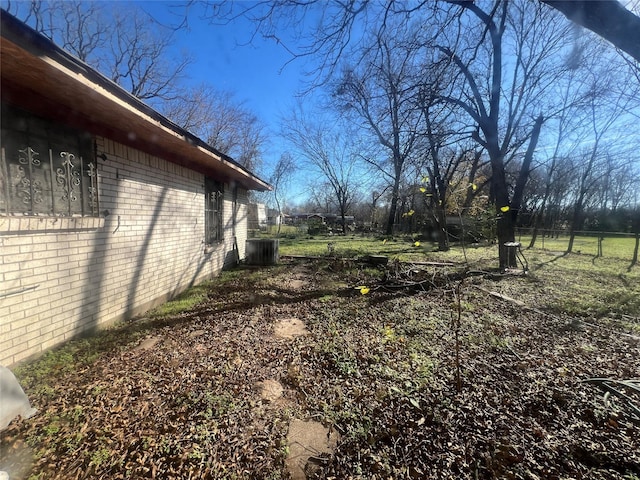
245, 238, 279, 265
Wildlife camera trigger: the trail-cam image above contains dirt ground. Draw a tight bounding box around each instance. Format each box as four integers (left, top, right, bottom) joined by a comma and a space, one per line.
1, 258, 639, 479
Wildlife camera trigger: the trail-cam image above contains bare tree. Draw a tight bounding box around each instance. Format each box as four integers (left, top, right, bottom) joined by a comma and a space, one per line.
269, 152, 296, 236
566, 94, 636, 253
207, 1, 571, 268
5, 0, 191, 103
527, 67, 586, 248
282, 107, 360, 234
162, 85, 266, 172
422, 1, 570, 268
302, 186, 333, 214
107, 8, 191, 102
414, 90, 477, 251
160, 84, 218, 135
594, 154, 639, 215
333, 25, 426, 236
54, 1, 108, 63
3, 0, 105, 62
202, 0, 639, 264
207, 103, 265, 173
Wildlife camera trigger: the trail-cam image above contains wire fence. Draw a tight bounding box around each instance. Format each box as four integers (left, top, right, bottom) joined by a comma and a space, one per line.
516, 228, 639, 262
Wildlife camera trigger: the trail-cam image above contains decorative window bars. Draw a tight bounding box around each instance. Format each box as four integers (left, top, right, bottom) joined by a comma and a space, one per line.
0, 103, 98, 217
204, 177, 223, 244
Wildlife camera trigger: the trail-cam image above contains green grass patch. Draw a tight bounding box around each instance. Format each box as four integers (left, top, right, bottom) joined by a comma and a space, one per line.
14, 337, 106, 390
148, 282, 212, 318
279, 234, 436, 261
280, 234, 640, 318
526, 253, 639, 317
249, 225, 303, 238
518, 233, 637, 261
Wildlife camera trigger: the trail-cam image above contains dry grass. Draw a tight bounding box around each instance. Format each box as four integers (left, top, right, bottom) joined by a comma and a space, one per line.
2, 241, 639, 479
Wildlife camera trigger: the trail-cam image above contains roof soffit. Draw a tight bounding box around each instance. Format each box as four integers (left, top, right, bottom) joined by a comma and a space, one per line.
0, 13, 271, 191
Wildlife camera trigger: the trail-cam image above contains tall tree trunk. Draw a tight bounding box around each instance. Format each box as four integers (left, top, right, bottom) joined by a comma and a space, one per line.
435, 206, 449, 251
568, 175, 591, 253
497, 208, 516, 270
275, 197, 282, 237
386, 196, 398, 236
566, 232, 575, 254
567, 205, 582, 253
630, 211, 640, 267
528, 207, 543, 249
462, 151, 482, 211
529, 220, 539, 249
529, 161, 559, 249
488, 146, 516, 270
385, 174, 401, 236
426, 162, 450, 251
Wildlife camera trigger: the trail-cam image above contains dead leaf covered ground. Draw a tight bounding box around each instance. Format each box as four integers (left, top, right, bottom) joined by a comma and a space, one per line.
1, 251, 639, 479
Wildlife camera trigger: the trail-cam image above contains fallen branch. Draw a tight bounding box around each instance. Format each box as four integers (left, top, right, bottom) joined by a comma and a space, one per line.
504, 341, 523, 361
471, 284, 636, 345
486, 290, 526, 307
472, 286, 542, 312
281, 254, 458, 267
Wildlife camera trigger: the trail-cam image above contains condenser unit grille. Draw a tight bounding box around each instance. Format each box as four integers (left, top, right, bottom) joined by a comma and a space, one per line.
245, 239, 279, 265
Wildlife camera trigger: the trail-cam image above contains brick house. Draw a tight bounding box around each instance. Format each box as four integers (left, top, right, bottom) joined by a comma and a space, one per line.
0, 10, 271, 366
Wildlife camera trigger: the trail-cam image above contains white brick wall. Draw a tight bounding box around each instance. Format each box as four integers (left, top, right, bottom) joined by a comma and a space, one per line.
0, 136, 249, 366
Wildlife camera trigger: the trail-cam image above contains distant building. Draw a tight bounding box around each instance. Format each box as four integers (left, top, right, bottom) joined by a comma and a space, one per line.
247, 203, 268, 230
286, 213, 355, 226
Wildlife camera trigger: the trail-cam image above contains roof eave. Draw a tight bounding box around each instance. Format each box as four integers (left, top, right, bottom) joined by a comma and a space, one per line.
0, 9, 272, 192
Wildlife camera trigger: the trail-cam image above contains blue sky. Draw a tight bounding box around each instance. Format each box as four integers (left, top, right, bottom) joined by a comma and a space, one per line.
142, 2, 310, 176
158, 5, 304, 121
